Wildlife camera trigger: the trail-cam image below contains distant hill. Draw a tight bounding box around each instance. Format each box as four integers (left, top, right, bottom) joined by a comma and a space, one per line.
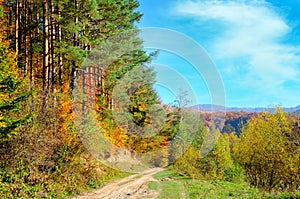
197, 105, 300, 136
293, 109, 300, 116
191, 104, 300, 114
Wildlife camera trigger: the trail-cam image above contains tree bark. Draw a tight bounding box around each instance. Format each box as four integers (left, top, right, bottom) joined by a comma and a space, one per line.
42, 0, 49, 102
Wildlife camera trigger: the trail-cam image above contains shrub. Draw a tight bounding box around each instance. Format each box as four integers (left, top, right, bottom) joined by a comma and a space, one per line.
233, 109, 300, 191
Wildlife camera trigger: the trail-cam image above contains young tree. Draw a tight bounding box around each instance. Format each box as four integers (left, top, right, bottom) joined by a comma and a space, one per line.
233, 109, 300, 191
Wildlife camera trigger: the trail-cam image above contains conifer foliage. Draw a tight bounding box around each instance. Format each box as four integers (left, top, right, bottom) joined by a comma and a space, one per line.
0, 3, 31, 137
0, 0, 163, 197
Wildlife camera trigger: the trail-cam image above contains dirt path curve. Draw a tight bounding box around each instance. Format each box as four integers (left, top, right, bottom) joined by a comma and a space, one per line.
71, 167, 164, 199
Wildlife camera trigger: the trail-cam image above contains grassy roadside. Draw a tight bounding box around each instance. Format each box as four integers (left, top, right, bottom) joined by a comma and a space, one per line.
64, 171, 131, 199
148, 168, 300, 199
0, 166, 130, 199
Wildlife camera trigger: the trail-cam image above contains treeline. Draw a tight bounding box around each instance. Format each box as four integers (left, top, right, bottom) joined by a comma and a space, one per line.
173, 109, 300, 195
2, 0, 147, 98
0, 0, 163, 198
1, 0, 299, 198
201, 111, 258, 136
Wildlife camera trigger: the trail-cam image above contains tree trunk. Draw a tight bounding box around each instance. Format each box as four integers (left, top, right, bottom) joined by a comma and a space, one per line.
15, 0, 19, 55
56, 1, 63, 91
42, 0, 49, 102
49, 0, 55, 91
70, 0, 79, 91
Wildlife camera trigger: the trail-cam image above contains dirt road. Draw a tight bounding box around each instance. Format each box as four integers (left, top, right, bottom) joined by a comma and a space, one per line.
72, 167, 164, 199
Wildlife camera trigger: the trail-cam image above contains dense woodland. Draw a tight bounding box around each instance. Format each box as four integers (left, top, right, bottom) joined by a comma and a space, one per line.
0, 0, 162, 197
0, 0, 300, 198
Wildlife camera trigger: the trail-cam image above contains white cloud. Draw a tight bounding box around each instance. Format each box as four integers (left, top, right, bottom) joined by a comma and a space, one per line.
175, 0, 300, 92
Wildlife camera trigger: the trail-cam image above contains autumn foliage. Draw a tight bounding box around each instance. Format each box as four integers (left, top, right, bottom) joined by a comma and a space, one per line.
0, 0, 300, 198
233, 109, 300, 191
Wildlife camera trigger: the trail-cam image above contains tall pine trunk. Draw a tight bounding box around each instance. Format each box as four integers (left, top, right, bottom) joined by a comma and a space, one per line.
42, 0, 49, 104
70, 0, 79, 91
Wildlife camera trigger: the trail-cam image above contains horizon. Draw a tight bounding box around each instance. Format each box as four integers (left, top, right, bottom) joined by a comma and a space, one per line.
190, 103, 300, 109
137, 0, 300, 108
162, 102, 300, 109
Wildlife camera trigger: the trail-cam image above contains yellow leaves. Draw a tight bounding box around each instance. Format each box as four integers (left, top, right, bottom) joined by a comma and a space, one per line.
137, 101, 145, 111
213, 133, 234, 176
0, 93, 6, 102
0, 121, 6, 128
233, 109, 300, 190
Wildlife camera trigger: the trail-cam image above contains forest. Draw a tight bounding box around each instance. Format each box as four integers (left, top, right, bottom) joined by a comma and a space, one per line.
0, 0, 300, 198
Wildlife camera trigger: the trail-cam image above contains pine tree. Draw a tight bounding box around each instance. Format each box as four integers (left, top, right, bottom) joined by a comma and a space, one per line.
0, 2, 31, 138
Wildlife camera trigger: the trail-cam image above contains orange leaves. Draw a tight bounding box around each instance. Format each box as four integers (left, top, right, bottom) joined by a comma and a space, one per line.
112, 128, 126, 147
160, 137, 168, 147
58, 88, 73, 124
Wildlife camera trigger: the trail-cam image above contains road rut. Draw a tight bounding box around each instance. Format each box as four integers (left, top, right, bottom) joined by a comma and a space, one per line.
72, 167, 164, 199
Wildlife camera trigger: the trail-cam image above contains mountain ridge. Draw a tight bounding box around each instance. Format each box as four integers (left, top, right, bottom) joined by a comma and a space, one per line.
191, 104, 300, 114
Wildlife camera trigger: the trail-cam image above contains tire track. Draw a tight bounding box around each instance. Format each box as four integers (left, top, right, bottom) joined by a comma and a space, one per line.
72, 167, 164, 199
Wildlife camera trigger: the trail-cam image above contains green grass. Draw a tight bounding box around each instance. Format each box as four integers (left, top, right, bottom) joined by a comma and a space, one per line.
154, 169, 180, 179
148, 181, 160, 191
148, 169, 186, 199
148, 169, 265, 199
185, 179, 261, 199
148, 180, 184, 199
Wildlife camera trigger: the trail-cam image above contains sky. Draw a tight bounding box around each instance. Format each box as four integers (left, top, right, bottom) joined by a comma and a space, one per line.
136, 0, 300, 108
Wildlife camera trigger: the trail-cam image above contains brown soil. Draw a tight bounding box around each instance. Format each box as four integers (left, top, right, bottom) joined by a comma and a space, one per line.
71, 167, 164, 199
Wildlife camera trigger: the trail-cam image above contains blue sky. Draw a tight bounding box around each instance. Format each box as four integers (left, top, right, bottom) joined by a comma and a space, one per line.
136, 0, 300, 108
